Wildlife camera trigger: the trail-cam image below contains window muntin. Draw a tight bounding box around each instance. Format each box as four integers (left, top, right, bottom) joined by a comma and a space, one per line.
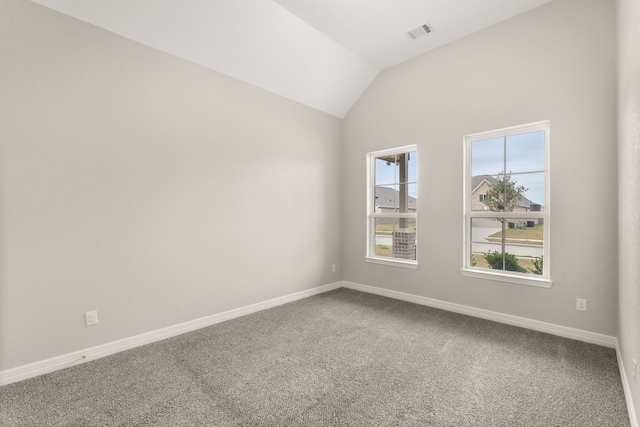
367, 146, 418, 267
463, 122, 550, 286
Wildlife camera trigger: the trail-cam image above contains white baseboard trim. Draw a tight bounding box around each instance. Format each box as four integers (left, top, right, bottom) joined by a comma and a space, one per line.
344, 281, 638, 426
342, 281, 617, 348
0, 281, 342, 386
3, 277, 631, 426
616, 339, 639, 427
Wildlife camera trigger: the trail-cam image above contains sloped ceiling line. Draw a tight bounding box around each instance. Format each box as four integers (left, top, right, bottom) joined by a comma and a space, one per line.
30, 0, 552, 118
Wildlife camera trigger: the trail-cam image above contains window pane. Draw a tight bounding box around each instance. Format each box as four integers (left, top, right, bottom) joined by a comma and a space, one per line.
470, 217, 544, 275
375, 155, 399, 186
374, 217, 417, 260
374, 217, 397, 258
470, 217, 502, 269
471, 133, 545, 213
471, 174, 501, 212
499, 173, 527, 213
402, 217, 418, 261
406, 151, 418, 183
374, 185, 397, 213
506, 131, 545, 174
394, 182, 414, 214
512, 172, 544, 210
507, 221, 544, 275
407, 183, 418, 212
471, 137, 504, 176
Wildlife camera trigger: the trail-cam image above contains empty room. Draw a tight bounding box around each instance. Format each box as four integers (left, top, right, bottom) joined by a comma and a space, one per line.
1, 0, 639, 425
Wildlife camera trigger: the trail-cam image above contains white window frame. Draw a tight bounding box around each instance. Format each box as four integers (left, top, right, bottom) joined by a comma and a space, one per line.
462, 121, 551, 287
366, 145, 418, 269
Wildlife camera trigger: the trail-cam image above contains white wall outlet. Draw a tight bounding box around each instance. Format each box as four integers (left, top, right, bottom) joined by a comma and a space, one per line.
331, 264, 336, 273
576, 298, 587, 312
633, 359, 637, 384
85, 310, 98, 326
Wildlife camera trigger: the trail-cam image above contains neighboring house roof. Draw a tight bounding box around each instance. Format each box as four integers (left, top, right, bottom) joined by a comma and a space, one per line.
471, 175, 499, 194
471, 175, 538, 209
375, 186, 417, 209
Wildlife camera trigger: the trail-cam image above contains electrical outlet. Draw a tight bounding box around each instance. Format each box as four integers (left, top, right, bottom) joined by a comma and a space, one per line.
331, 264, 336, 273
576, 298, 587, 312
633, 359, 637, 384
85, 310, 98, 326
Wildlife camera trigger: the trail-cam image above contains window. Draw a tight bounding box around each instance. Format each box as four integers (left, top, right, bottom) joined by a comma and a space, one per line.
462, 121, 550, 287
366, 145, 418, 268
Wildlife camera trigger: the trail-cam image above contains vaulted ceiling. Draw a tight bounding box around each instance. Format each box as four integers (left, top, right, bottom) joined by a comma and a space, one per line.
31, 0, 552, 117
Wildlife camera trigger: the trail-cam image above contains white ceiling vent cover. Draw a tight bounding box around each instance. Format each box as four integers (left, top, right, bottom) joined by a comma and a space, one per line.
407, 24, 432, 40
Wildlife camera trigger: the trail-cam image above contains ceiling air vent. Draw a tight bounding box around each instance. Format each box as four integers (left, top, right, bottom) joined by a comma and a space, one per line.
407, 24, 432, 40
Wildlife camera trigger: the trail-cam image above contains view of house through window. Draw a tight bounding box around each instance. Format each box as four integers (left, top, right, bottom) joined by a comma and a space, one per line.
464, 122, 549, 283
367, 146, 418, 266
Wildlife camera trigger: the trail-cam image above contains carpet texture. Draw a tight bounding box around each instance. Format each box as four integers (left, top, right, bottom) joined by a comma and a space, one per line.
0, 288, 630, 426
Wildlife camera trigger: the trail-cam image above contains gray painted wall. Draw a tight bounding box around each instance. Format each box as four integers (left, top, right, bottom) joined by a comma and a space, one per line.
0, 0, 342, 371
343, 0, 618, 334
618, 0, 640, 418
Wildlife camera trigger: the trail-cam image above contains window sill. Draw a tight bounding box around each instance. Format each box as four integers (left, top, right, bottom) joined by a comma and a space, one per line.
365, 257, 418, 269
460, 268, 552, 288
